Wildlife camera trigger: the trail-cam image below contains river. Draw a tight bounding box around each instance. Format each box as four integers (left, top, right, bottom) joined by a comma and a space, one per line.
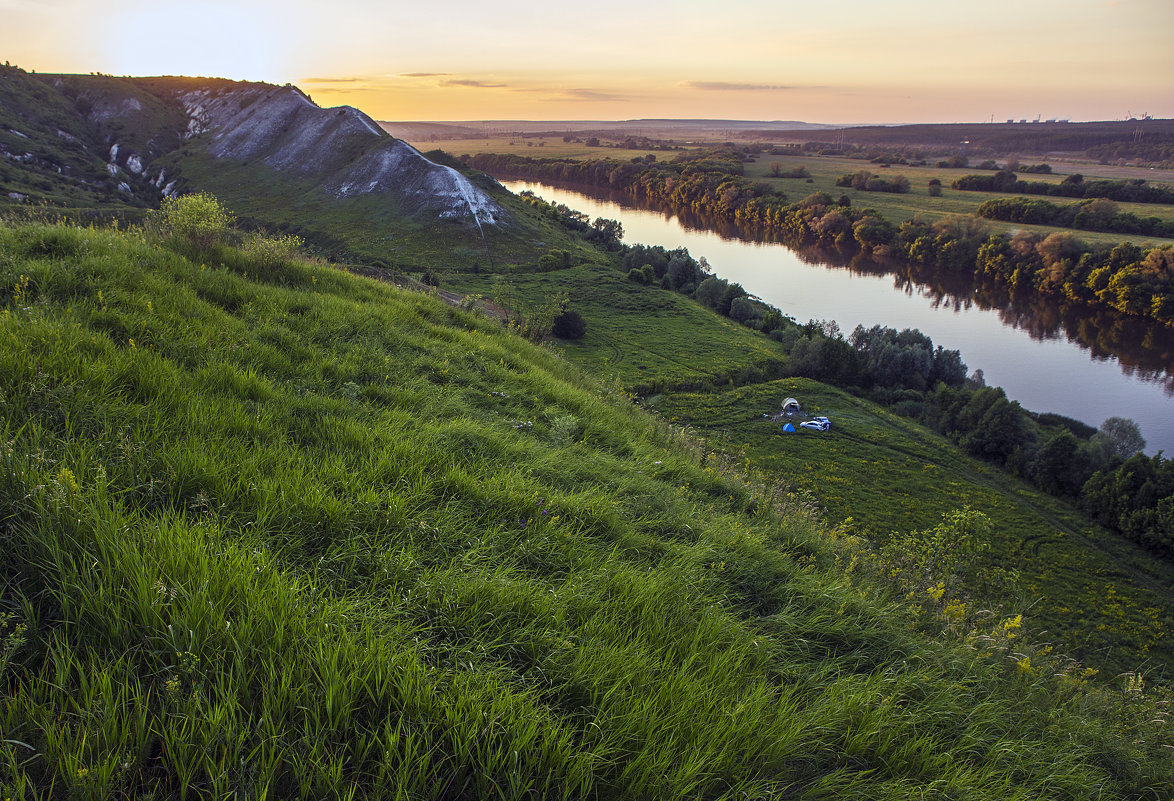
501, 180, 1174, 455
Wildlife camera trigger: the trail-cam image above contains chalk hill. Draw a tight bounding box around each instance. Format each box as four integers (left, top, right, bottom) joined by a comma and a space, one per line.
0, 67, 502, 228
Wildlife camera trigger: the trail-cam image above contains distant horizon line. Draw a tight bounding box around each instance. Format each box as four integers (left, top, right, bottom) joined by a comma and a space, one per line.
8, 66, 1168, 128
376, 117, 1170, 127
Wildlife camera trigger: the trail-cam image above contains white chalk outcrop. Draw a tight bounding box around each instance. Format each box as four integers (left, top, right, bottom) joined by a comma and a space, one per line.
175, 84, 502, 226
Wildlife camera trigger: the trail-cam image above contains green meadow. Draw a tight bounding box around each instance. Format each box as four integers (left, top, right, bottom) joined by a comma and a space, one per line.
445, 263, 788, 391
653, 378, 1174, 673
739, 156, 1174, 246
430, 136, 1174, 248
2, 209, 1172, 798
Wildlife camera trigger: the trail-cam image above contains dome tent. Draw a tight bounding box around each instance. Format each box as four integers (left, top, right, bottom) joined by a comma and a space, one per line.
781, 422, 796, 433
781, 398, 801, 415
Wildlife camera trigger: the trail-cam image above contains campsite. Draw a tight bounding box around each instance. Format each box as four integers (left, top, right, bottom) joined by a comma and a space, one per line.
768, 396, 831, 434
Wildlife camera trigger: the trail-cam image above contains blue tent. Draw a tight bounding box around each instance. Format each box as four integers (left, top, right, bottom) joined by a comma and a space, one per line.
781, 423, 796, 433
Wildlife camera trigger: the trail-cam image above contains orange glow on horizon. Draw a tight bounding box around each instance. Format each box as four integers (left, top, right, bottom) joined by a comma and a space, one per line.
1, 0, 1170, 124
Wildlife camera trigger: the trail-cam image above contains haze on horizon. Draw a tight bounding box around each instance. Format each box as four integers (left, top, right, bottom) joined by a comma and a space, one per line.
2, 0, 1171, 125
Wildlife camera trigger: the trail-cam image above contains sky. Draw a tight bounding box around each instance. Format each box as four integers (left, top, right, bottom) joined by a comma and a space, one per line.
2, 0, 1171, 123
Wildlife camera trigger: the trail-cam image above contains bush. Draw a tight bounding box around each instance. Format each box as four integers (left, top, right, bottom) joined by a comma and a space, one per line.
728, 296, 759, 325
551, 308, 586, 339
152, 192, 234, 250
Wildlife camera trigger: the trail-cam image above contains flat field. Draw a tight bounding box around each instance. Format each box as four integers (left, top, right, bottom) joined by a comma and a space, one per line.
412, 135, 1174, 248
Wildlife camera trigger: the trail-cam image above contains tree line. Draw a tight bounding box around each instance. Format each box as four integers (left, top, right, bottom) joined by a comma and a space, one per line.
952, 171, 1174, 205
835, 170, 911, 193
976, 196, 1174, 238
470, 151, 1174, 328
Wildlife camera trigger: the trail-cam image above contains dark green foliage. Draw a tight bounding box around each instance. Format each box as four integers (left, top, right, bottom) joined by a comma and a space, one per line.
667, 252, 702, 289
847, 325, 967, 392
694, 275, 728, 309
955, 171, 1174, 204
834, 170, 911, 193
1084, 453, 1174, 557
1031, 429, 1092, 497
716, 282, 747, 316
977, 196, 1174, 238
551, 308, 586, 339
538, 249, 574, 272
728, 296, 759, 324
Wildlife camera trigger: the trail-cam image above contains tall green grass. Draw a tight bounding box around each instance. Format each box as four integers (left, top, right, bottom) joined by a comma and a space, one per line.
653, 378, 1174, 676
1, 218, 1171, 798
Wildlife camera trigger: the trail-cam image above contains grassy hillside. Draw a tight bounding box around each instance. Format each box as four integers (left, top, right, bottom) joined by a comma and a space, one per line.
446, 263, 788, 391
156, 151, 572, 272
0, 66, 124, 210
2, 212, 1172, 798
442, 260, 1174, 677
0, 69, 567, 274
654, 378, 1174, 674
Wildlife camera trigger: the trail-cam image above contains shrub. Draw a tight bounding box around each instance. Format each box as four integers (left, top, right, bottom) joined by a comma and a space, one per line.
152, 192, 234, 250
551, 308, 586, 339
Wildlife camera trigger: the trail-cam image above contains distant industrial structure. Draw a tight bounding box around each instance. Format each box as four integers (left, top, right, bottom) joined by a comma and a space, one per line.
1004, 117, 1069, 124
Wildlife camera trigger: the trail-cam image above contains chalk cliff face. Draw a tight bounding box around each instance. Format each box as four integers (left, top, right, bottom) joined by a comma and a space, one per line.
0, 68, 503, 228
173, 83, 502, 225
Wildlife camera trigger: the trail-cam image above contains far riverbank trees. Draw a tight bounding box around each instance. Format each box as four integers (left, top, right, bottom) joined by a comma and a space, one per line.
468, 151, 1174, 328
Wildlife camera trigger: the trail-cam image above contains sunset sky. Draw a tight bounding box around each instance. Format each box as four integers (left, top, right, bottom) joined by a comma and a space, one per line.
2, 0, 1171, 123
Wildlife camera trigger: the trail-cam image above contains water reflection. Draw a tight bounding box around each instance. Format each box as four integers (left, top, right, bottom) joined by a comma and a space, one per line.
511, 177, 1174, 393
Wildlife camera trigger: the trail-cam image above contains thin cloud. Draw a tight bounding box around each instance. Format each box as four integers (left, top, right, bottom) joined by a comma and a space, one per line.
559, 88, 630, 102
400, 72, 450, 78
442, 79, 508, 89
685, 81, 793, 91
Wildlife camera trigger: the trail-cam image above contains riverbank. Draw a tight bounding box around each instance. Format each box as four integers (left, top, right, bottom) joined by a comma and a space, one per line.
468, 151, 1174, 332
499, 179, 1174, 456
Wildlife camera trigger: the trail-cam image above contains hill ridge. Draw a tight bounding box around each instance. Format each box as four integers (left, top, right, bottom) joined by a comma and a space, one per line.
0, 68, 504, 226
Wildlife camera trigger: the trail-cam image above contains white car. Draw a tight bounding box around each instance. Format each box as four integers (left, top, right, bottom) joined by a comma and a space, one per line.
800, 418, 830, 432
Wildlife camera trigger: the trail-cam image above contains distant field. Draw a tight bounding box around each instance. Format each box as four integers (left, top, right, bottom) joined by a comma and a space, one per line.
739, 155, 1174, 247
430, 136, 663, 163
408, 135, 1174, 248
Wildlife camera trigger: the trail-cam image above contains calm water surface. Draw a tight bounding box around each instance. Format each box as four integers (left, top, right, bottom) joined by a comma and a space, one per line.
503, 180, 1174, 454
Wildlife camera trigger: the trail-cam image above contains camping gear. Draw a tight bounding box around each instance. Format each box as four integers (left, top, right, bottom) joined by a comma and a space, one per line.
781, 422, 796, 433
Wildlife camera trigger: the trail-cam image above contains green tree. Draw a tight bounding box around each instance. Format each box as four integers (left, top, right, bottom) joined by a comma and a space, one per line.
694, 276, 727, 309
883, 508, 992, 594
1093, 416, 1146, 460
717, 282, 748, 316
728, 296, 758, 324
